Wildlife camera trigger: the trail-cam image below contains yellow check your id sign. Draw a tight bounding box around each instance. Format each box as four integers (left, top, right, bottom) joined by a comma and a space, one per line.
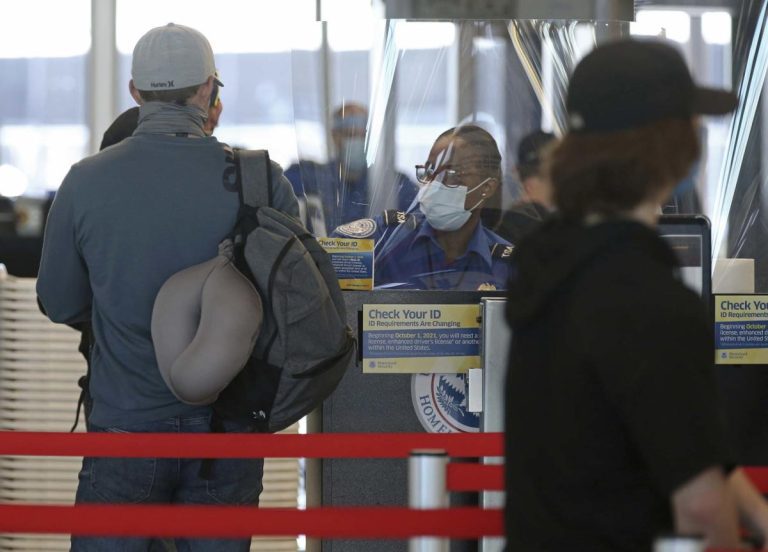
361, 304, 481, 374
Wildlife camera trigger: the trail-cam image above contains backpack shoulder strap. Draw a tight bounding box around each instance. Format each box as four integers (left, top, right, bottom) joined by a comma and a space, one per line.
236, 149, 272, 208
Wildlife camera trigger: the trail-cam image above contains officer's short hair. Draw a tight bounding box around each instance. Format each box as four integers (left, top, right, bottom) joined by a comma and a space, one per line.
436, 124, 502, 175
436, 124, 503, 231
547, 118, 699, 220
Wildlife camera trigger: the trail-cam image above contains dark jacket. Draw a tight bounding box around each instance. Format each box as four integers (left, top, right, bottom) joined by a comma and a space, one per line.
504, 217, 729, 552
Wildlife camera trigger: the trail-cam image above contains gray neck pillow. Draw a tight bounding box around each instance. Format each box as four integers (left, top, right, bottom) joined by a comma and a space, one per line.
151, 240, 262, 405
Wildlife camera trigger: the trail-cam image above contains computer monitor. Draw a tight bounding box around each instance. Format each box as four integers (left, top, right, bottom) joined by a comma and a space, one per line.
657, 214, 712, 300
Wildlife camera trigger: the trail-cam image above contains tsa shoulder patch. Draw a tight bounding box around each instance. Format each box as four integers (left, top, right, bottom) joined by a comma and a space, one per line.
336, 218, 377, 238
491, 243, 514, 260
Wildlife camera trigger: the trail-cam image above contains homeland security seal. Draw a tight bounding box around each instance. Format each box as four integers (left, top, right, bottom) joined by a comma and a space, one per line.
335, 218, 376, 238
411, 374, 480, 433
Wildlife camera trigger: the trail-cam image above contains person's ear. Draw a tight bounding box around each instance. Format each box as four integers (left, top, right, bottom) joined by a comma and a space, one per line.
204, 101, 223, 135
196, 76, 215, 107
520, 176, 536, 199
482, 177, 499, 198
331, 131, 342, 156
129, 80, 143, 105
204, 75, 215, 94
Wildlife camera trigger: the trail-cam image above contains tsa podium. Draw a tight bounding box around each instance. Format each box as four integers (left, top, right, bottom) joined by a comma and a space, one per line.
315, 290, 507, 552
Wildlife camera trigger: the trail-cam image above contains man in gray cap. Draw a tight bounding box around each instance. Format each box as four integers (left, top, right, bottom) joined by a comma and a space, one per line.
37, 23, 298, 551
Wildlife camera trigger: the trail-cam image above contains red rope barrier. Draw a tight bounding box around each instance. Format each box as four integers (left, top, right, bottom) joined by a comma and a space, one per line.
0, 432, 503, 458
443, 464, 768, 495
447, 464, 504, 492
0, 505, 503, 538
744, 467, 768, 494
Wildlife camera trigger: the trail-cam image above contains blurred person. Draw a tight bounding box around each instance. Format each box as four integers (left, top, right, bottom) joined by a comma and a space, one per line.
516, 130, 556, 210
0, 196, 17, 236
285, 102, 418, 234
663, 159, 704, 214
334, 124, 512, 290
495, 130, 556, 244
99, 107, 140, 150
504, 39, 768, 551
37, 23, 298, 552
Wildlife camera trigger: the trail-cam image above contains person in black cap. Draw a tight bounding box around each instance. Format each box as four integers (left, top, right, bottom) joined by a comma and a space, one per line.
99, 107, 140, 150
504, 39, 768, 551
494, 130, 556, 244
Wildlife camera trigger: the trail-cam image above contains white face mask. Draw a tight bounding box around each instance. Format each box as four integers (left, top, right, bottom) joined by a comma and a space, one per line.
417, 178, 490, 231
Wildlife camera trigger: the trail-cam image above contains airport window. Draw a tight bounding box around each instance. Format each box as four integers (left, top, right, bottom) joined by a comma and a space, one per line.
631, 7, 733, 216
0, 0, 90, 197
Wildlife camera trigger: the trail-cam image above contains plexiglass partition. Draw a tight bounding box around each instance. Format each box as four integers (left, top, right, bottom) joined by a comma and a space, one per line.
287, 4, 759, 294
0, 0, 759, 289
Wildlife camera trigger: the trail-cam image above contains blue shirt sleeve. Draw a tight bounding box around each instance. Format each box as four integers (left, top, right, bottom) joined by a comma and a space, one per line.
396, 173, 419, 212
269, 161, 301, 220
283, 163, 306, 198
36, 166, 92, 324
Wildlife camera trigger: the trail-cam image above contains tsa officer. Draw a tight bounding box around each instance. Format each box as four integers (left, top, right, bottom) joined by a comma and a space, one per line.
285, 103, 418, 235
333, 124, 512, 291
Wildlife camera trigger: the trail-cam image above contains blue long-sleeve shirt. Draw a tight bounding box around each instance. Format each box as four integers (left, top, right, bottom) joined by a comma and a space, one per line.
284, 160, 418, 233
37, 134, 298, 427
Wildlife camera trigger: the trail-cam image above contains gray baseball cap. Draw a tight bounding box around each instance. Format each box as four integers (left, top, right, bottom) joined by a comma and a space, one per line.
131, 23, 223, 91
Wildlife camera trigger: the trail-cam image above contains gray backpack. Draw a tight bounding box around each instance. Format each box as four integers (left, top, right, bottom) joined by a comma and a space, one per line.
213, 150, 356, 432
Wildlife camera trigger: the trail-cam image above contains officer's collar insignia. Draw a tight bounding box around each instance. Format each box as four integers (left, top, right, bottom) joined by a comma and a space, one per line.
336, 218, 376, 238
477, 282, 497, 291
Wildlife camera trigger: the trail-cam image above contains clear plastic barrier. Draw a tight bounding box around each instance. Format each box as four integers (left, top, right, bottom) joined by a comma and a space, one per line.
4, 0, 763, 290
283, 2, 767, 292
287, 2, 747, 290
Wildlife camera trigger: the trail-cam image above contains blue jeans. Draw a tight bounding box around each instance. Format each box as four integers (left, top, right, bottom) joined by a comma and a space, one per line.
71, 414, 264, 552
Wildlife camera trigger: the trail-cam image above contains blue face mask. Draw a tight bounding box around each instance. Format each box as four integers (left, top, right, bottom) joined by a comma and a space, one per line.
341, 137, 367, 173
417, 179, 489, 232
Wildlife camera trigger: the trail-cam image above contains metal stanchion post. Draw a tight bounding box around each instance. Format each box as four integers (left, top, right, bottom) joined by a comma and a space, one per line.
409, 450, 449, 552
653, 536, 704, 552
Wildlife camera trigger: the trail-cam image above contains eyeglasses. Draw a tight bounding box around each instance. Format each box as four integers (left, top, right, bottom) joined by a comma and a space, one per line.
209, 82, 221, 108
209, 71, 222, 108
414, 164, 487, 188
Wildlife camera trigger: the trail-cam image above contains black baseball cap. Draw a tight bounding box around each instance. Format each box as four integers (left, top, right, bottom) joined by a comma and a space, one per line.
100, 107, 139, 151
567, 39, 738, 133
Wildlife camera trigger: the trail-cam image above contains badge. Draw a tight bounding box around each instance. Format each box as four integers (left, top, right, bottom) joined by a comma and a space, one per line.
335, 218, 376, 238
477, 282, 497, 291
411, 374, 480, 433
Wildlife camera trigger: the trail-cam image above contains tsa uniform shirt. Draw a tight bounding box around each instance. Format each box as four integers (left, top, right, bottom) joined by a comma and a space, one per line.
333, 211, 513, 291
284, 161, 418, 233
